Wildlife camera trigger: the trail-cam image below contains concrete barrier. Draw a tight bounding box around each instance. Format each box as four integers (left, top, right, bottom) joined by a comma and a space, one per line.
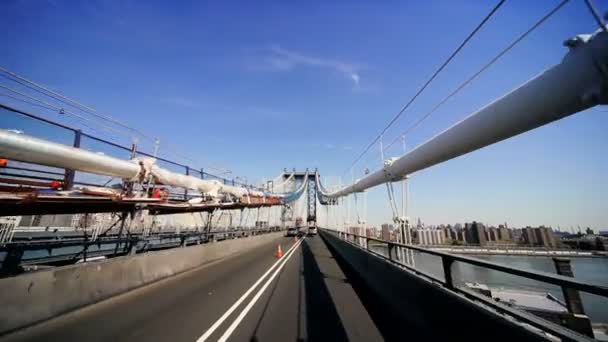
0, 232, 283, 334
320, 230, 549, 342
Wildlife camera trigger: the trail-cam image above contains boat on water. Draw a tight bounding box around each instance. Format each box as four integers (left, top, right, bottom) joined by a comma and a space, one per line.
465, 282, 607, 340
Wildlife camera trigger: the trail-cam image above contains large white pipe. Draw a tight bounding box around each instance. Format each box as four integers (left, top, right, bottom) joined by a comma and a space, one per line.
0, 129, 141, 180
147, 164, 222, 195
0, 129, 239, 197
327, 29, 608, 198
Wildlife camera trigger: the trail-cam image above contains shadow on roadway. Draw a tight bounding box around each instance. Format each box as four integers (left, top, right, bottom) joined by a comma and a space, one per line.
249, 238, 349, 341
321, 235, 431, 341
300, 240, 349, 341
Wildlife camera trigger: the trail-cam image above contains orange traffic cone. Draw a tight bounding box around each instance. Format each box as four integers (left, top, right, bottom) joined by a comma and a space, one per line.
275, 244, 283, 258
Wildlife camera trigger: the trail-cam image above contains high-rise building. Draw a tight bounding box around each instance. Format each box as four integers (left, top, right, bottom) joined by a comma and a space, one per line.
381, 224, 391, 241
416, 229, 428, 245
523, 226, 539, 246
366, 227, 378, 239
457, 230, 467, 243
498, 226, 512, 241
416, 228, 445, 245
430, 230, 437, 245
442, 227, 454, 242
522, 226, 556, 248
512, 228, 523, 243
465, 221, 487, 246
539, 226, 556, 248
487, 227, 499, 242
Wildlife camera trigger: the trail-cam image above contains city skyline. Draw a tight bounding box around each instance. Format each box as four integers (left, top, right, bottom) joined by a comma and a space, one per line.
377, 218, 605, 233
368, 220, 607, 250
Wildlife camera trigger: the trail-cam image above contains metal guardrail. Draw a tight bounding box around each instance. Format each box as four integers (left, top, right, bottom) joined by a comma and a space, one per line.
321, 228, 607, 342
1, 227, 285, 276
323, 228, 608, 297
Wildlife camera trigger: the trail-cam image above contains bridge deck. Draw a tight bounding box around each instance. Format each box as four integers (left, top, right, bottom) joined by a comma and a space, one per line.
0, 191, 280, 216
2, 235, 384, 342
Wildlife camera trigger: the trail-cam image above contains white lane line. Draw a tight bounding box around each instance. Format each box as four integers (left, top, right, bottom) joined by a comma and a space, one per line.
197, 238, 303, 342
217, 237, 304, 342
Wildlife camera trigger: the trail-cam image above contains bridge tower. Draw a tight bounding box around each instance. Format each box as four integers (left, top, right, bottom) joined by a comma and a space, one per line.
306, 174, 316, 227
281, 169, 317, 227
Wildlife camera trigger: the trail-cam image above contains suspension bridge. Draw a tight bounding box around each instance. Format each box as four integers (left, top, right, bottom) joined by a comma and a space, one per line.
1, 3, 608, 342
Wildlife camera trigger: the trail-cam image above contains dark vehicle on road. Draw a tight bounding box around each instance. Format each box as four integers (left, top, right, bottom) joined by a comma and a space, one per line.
285, 227, 298, 237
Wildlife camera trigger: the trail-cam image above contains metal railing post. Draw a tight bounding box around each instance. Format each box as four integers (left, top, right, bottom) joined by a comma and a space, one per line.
130, 143, 137, 159
184, 166, 190, 200
388, 243, 394, 261
442, 257, 455, 289
118, 143, 138, 196
63, 129, 81, 190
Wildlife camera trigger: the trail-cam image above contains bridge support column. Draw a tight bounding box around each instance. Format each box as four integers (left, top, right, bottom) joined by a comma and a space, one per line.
552, 258, 594, 337
553, 258, 586, 314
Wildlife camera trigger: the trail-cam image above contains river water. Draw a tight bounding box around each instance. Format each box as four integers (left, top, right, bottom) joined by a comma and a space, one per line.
369, 245, 608, 323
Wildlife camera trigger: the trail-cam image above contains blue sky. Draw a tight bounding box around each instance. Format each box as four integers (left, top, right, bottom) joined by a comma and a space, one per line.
1, 0, 607, 229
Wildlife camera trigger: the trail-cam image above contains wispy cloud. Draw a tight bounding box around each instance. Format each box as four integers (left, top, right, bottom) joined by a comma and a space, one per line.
160, 96, 200, 109
246, 106, 291, 120
258, 45, 362, 87
158, 96, 296, 122
314, 143, 354, 151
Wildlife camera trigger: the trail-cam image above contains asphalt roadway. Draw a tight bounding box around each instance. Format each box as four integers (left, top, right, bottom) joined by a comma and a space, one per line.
2, 234, 390, 342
